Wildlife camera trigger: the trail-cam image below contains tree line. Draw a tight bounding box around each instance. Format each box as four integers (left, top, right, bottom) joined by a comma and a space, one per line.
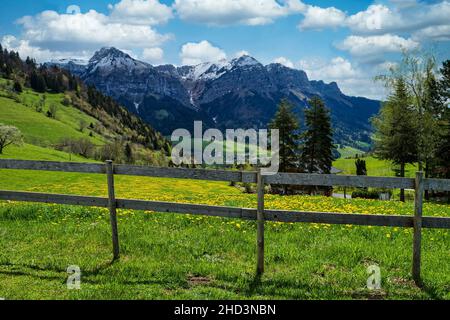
372, 53, 450, 201
269, 97, 335, 195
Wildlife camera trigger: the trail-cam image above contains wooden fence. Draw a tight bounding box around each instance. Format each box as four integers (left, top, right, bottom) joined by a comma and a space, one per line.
1, 159, 450, 286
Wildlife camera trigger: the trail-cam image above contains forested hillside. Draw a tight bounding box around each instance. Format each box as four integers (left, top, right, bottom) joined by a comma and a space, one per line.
0, 44, 170, 164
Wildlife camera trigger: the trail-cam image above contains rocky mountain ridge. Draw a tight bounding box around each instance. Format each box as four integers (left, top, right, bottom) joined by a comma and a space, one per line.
47, 47, 380, 146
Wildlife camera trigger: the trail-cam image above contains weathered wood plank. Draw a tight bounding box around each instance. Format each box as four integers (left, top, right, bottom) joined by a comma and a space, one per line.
424, 178, 450, 192
2, 159, 450, 191
0, 159, 104, 174
1, 190, 449, 230
265, 173, 415, 189
114, 164, 257, 183
116, 199, 257, 219
422, 217, 450, 229
0, 190, 109, 207
264, 209, 414, 227
106, 161, 120, 260
413, 172, 424, 286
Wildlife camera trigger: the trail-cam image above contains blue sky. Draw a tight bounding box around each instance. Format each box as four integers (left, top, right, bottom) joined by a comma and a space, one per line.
1, 0, 449, 99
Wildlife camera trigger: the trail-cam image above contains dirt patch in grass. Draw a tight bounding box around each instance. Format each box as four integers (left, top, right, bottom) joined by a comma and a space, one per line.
350, 288, 388, 300
188, 275, 213, 286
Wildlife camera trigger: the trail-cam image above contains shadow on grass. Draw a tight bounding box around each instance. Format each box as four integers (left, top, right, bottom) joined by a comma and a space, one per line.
420, 282, 445, 300
0, 260, 116, 283
0, 261, 445, 300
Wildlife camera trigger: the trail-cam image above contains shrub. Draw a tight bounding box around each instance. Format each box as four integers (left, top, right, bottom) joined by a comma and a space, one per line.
56, 137, 95, 158
61, 96, 72, 106
13, 81, 22, 93
0, 123, 24, 154
242, 183, 254, 194
352, 190, 380, 200
48, 103, 58, 119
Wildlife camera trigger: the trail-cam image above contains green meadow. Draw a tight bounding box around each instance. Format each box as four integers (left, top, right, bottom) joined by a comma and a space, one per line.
334, 156, 419, 177
0, 80, 448, 300
0, 167, 449, 300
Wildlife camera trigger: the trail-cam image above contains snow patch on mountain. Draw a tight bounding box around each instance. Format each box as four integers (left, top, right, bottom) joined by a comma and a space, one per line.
180, 55, 262, 82
182, 59, 232, 81
231, 55, 260, 67
50, 58, 88, 66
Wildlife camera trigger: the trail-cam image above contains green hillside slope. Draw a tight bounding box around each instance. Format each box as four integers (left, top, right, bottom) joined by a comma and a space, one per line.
0, 45, 170, 163
0, 95, 103, 147
0, 143, 88, 162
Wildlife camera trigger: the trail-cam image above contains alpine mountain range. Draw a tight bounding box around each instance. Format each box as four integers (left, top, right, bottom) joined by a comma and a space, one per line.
48, 47, 381, 148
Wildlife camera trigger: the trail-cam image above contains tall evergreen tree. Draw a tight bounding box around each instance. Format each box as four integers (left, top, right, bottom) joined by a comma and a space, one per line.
300, 97, 334, 175
355, 159, 367, 176
372, 77, 419, 202
435, 60, 450, 179
422, 71, 445, 200
269, 99, 300, 173
30, 71, 46, 93
125, 143, 133, 164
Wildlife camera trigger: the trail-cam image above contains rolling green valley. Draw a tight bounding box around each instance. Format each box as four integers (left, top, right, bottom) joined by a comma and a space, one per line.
0, 1, 449, 306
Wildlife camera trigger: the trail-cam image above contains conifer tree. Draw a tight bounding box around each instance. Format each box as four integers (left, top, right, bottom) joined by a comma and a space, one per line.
300, 96, 334, 174
372, 77, 419, 201
125, 143, 133, 164
435, 60, 450, 179
269, 99, 300, 173
355, 159, 367, 176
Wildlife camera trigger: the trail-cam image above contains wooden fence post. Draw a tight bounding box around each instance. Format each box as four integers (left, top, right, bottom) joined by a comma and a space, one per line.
413, 171, 424, 286
106, 160, 120, 261
256, 169, 265, 275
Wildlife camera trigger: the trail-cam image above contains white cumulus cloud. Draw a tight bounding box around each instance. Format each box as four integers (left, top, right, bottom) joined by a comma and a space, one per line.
273, 57, 294, 68
1, 35, 90, 62
306, 2, 450, 41
337, 34, 419, 61
234, 50, 250, 58
173, 0, 305, 26
16, 10, 171, 51
299, 6, 346, 30
413, 25, 450, 41
141, 47, 164, 64
180, 40, 227, 65
298, 57, 387, 99
3, 5, 173, 63
298, 57, 358, 80
108, 0, 173, 25
346, 4, 400, 34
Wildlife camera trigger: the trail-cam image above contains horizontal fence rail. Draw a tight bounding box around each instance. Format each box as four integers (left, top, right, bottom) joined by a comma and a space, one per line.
2, 159, 450, 190
1, 190, 449, 229
1, 159, 450, 286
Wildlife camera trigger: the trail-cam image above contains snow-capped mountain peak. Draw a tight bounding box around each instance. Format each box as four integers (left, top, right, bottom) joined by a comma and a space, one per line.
183, 59, 231, 81
230, 55, 261, 67
182, 55, 262, 81
89, 47, 130, 64
87, 47, 150, 74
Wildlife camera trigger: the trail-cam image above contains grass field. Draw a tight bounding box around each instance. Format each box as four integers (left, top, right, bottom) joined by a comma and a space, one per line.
0, 168, 449, 300
0, 143, 89, 162
0, 79, 448, 300
333, 156, 419, 177
336, 146, 364, 159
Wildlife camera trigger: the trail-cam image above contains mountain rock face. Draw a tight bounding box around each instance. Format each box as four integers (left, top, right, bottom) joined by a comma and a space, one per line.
48, 47, 380, 146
